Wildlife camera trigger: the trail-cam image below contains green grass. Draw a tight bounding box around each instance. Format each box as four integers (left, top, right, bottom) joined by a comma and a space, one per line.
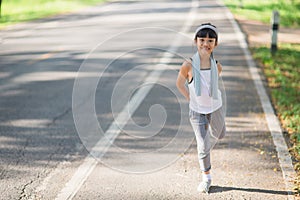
251, 44, 300, 136
252, 43, 300, 195
223, 0, 300, 28
0, 0, 106, 28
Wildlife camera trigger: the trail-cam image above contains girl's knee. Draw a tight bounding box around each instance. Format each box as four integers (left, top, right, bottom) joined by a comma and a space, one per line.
218, 126, 226, 139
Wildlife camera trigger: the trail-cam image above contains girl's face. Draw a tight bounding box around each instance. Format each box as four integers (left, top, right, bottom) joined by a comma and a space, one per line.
195, 35, 217, 56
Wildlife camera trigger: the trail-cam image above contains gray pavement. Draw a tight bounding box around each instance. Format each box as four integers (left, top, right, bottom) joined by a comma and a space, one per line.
0, 0, 293, 199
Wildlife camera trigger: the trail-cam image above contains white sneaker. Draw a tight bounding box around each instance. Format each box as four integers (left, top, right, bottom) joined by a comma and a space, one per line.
197, 180, 211, 194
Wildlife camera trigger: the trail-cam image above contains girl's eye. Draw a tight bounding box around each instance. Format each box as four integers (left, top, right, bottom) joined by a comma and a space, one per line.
208, 40, 214, 43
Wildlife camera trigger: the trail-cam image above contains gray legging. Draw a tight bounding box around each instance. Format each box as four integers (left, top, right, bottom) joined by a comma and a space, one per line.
189, 107, 226, 172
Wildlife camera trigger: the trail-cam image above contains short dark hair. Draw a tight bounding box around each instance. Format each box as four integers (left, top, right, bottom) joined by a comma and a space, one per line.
194, 23, 218, 42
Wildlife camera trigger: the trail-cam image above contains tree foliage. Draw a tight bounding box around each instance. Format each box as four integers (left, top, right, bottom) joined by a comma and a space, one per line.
0, 0, 2, 17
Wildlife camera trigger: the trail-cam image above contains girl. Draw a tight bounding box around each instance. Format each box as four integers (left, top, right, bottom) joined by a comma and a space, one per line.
176, 23, 226, 193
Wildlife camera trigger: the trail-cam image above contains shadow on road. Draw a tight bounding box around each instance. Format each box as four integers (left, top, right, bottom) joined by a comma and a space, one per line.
210, 185, 293, 196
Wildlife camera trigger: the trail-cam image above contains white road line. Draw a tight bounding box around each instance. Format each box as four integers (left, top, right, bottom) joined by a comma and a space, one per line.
219, 1, 296, 198
55, 0, 199, 199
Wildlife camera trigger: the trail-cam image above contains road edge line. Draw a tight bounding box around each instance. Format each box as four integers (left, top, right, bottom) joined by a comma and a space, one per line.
55, 0, 199, 199
219, 1, 296, 198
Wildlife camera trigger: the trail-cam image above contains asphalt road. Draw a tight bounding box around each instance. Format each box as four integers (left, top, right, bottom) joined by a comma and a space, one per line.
0, 0, 293, 199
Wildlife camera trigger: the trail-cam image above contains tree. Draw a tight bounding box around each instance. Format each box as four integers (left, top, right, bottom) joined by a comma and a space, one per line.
0, 0, 2, 18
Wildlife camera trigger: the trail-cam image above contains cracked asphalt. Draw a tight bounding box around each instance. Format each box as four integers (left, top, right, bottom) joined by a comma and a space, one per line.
0, 0, 293, 199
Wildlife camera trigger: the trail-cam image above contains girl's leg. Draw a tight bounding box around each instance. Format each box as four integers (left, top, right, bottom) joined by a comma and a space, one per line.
189, 110, 211, 172
189, 110, 212, 193
209, 107, 226, 139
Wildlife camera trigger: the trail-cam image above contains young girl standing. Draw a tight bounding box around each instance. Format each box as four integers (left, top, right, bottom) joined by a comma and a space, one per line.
176, 23, 226, 193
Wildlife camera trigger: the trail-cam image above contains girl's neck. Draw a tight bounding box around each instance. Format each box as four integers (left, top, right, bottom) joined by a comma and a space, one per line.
199, 52, 211, 61
200, 58, 211, 69
198, 52, 211, 69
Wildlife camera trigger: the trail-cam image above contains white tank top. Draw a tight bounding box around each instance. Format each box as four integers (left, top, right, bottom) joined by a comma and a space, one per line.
188, 69, 222, 114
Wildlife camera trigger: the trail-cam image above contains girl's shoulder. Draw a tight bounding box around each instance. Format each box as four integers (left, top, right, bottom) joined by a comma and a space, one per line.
182, 59, 192, 69
179, 59, 192, 77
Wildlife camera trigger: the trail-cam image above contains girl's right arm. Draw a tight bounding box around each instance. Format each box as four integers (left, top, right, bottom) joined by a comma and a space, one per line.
176, 61, 190, 101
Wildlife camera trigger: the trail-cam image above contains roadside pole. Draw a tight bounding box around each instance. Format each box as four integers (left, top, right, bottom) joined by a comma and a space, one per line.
271, 10, 280, 55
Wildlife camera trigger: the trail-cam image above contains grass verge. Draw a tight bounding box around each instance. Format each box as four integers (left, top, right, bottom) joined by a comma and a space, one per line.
0, 0, 106, 29
223, 0, 300, 28
222, 0, 300, 196
251, 44, 300, 195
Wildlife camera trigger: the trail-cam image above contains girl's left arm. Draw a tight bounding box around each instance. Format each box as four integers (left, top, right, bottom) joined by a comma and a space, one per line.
217, 62, 222, 75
